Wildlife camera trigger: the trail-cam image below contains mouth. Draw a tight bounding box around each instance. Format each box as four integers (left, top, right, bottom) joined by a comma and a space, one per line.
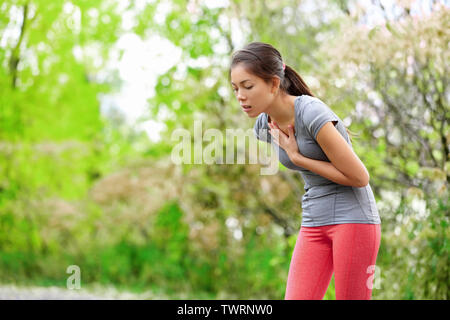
241, 105, 252, 112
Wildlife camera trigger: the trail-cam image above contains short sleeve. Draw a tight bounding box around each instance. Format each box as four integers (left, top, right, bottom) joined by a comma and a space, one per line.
302, 101, 339, 140
253, 114, 272, 143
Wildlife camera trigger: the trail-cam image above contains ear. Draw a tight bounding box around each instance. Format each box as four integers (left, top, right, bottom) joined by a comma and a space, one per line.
271, 76, 281, 94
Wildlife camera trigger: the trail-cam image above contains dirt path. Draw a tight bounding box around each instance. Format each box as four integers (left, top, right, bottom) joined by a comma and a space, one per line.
0, 284, 170, 300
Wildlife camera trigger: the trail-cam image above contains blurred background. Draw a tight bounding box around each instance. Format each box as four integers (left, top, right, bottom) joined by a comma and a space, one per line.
0, 0, 448, 299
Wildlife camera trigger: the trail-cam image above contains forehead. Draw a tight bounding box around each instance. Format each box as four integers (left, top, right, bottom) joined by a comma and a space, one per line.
230, 64, 255, 84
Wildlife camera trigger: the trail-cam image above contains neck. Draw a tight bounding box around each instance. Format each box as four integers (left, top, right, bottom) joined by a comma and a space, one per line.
265, 93, 297, 126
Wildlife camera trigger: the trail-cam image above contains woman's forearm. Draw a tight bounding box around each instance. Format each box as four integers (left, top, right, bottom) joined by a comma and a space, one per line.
289, 152, 363, 187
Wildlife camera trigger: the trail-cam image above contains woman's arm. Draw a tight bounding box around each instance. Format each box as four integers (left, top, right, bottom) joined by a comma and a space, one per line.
289, 151, 367, 187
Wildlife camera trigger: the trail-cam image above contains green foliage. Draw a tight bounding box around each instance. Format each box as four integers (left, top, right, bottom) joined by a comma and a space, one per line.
374, 195, 449, 300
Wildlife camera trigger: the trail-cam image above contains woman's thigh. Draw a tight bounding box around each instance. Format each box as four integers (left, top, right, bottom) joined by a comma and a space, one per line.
331, 223, 381, 300
284, 226, 334, 300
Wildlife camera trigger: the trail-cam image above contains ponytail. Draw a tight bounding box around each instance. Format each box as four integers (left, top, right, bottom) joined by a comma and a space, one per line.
282, 64, 315, 97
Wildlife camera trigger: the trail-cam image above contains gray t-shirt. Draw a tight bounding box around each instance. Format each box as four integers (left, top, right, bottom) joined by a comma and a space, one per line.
254, 95, 381, 227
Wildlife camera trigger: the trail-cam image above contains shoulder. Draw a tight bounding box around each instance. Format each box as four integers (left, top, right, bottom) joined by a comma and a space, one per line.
295, 95, 322, 120
298, 96, 339, 140
253, 113, 268, 133
299, 96, 330, 116
253, 113, 271, 142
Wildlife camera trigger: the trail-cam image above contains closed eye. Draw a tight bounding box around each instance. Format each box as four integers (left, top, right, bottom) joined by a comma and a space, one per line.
232, 86, 253, 92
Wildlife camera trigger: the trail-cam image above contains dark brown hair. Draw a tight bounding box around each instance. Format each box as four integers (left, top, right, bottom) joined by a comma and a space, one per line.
229, 41, 356, 142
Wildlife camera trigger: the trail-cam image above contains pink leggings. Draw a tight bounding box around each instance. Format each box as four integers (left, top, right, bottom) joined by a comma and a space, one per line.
284, 223, 381, 300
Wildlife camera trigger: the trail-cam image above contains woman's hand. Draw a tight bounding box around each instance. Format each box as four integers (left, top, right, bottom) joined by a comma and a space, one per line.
268, 121, 302, 160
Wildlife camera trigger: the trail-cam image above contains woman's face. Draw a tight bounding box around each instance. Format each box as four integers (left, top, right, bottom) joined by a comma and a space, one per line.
230, 63, 275, 118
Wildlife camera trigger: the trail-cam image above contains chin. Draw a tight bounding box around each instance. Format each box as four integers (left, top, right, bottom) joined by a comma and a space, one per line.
247, 109, 261, 117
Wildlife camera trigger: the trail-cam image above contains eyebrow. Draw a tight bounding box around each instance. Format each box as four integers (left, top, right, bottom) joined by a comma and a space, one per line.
231, 79, 252, 85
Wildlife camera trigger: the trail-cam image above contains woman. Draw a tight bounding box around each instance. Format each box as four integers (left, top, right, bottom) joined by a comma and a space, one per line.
229, 42, 381, 300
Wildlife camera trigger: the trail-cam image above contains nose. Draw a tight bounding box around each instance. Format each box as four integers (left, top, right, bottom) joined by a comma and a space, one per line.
237, 91, 246, 101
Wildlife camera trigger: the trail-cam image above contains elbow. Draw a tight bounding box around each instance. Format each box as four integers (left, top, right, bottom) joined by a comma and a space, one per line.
354, 175, 370, 188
